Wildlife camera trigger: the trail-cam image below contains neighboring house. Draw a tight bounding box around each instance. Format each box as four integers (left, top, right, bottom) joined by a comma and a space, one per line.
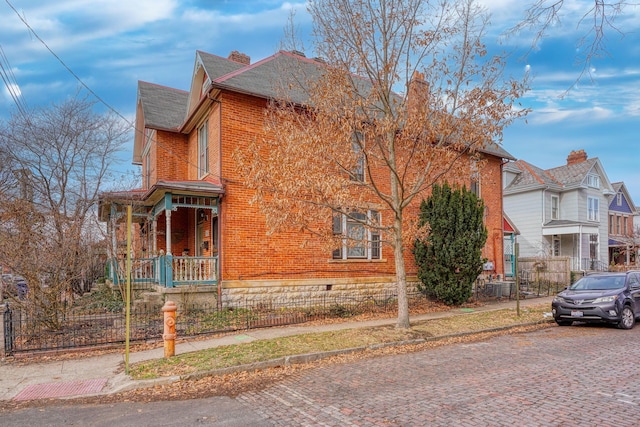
503, 149, 615, 271
99, 49, 515, 304
607, 182, 639, 267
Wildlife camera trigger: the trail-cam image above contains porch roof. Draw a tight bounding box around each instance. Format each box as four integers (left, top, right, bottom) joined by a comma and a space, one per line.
98, 180, 224, 222
541, 219, 599, 236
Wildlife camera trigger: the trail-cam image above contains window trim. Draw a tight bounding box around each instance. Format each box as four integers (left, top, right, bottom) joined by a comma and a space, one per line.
587, 196, 599, 221
351, 132, 365, 182
198, 120, 209, 178
586, 174, 600, 189
332, 210, 381, 261
551, 195, 559, 220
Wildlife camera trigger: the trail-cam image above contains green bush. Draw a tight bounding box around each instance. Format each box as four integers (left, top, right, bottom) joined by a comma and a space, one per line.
414, 183, 487, 306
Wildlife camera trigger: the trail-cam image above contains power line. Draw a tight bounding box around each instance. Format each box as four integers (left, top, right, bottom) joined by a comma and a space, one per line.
0, 44, 29, 120
4, 0, 132, 127
4, 0, 226, 184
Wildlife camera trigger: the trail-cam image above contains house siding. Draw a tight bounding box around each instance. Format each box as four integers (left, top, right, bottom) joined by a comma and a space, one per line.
504, 189, 544, 257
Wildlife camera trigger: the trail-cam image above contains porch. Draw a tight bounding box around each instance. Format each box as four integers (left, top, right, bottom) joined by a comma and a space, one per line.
107, 254, 218, 288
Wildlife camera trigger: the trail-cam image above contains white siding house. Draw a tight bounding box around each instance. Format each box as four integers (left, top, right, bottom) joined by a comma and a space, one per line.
503, 150, 614, 271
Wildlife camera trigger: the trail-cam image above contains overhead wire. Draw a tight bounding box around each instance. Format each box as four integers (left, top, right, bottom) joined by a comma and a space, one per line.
4, 0, 226, 184
0, 44, 29, 121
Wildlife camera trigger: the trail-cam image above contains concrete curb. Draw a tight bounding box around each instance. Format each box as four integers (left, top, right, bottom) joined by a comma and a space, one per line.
111, 319, 554, 395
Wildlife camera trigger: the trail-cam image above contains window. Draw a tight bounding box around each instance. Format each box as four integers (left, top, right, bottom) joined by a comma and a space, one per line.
470, 159, 480, 197
586, 174, 600, 188
198, 121, 209, 177
616, 216, 621, 235
616, 193, 622, 206
624, 217, 628, 236
551, 196, 559, 220
589, 234, 598, 259
587, 196, 599, 221
552, 235, 560, 256
351, 132, 365, 182
609, 215, 614, 234
144, 151, 151, 188
333, 210, 381, 260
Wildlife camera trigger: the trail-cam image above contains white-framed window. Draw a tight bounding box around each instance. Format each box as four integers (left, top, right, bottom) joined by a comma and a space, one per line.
470, 158, 480, 197
587, 196, 599, 221
616, 192, 622, 206
589, 234, 598, 259
332, 210, 381, 260
198, 121, 209, 177
551, 195, 559, 220
351, 132, 365, 182
586, 174, 600, 188
144, 151, 151, 188
552, 235, 560, 257
609, 215, 614, 234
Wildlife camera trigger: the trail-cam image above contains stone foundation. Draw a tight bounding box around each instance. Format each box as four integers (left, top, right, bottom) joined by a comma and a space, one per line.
139, 276, 420, 309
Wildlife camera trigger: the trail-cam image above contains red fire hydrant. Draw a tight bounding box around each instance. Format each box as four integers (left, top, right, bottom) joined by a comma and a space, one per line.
162, 300, 177, 358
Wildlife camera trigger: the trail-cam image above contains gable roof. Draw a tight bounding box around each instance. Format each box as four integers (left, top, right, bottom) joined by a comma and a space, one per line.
608, 181, 638, 214
134, 49, 516, 163
504, 156, 615, 195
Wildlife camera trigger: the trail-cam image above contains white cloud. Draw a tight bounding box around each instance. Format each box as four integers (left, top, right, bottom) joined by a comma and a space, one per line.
529, 105, 613, 124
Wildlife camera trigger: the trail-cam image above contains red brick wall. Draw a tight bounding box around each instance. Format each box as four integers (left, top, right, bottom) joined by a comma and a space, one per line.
144, 89, 506, 282
209, 91, 505, 281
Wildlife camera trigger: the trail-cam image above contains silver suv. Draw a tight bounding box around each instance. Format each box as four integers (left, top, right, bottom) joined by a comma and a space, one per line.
551, 271, 640, 329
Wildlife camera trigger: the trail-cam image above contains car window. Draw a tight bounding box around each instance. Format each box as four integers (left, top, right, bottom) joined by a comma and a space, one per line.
570, 276, 624, 290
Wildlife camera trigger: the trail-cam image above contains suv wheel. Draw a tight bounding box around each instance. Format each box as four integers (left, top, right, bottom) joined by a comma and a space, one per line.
618, 306, 635, 330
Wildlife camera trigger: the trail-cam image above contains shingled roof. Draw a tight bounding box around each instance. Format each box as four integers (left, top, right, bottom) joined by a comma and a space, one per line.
136, 49, 516, 162
138, 81, 189, 131
504, 152, 612, 194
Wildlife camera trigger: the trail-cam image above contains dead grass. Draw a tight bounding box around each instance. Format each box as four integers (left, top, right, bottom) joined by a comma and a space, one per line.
130, 303, 551, 380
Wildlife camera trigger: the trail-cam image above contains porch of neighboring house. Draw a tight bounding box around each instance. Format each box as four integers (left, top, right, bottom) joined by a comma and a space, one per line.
608, 237, 640, 270
99, 181, 223, 291
542, 222, 608, 272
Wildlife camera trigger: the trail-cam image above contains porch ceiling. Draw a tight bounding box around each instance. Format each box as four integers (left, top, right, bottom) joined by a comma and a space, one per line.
542, 220, 599, 236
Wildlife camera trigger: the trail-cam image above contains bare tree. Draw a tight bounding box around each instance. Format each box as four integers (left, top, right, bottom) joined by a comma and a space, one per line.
0, 93, 127, 327
238, 0, 527, 328
509, 1, 637, 83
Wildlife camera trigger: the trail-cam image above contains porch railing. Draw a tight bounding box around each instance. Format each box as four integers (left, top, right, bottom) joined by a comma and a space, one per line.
107, 255, 218, 288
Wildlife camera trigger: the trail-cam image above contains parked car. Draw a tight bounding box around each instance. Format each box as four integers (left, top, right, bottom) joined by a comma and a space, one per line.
552, 271, 640, 329
1, 274, 28, 300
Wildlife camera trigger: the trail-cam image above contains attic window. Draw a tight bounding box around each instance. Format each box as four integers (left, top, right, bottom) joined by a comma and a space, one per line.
201, 77, 210, 97
586, 174, 600, 189
616, 193, 622, 206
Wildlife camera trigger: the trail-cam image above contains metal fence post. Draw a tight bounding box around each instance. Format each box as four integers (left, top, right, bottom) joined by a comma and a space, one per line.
2, 304, 13, 357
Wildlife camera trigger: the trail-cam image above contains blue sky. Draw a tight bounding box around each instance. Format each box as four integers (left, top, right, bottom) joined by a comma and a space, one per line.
1, 0, 639, 203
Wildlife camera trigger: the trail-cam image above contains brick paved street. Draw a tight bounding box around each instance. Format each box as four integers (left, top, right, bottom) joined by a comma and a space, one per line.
239, 326, 640, 426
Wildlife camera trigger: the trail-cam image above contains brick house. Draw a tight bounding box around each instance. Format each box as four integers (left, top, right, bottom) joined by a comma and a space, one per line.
99, 50, 515, 304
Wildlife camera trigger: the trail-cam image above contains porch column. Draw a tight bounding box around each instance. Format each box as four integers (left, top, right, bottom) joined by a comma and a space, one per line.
165, 209, 172, 255
152, 219, 158, 253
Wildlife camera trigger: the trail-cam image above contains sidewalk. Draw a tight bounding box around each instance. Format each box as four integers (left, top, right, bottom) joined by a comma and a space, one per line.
0, 296, 554, 402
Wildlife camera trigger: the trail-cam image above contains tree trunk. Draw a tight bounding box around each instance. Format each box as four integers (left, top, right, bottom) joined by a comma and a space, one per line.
394, 216, 410, 329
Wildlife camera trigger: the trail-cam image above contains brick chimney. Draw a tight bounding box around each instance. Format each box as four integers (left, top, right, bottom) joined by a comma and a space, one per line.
228, 51, 250, 65
566, 149, 587, 165
408, 71, 429, 118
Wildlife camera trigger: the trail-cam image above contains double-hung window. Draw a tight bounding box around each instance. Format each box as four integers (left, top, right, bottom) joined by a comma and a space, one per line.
551, 195, 559, 220
333, 210, 381, 260
587, 196, 599, 221
351, 132, 365, 182
198, 121, 209, 177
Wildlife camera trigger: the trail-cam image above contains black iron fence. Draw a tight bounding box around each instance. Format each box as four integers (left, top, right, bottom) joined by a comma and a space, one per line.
3, 290, 427, 356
